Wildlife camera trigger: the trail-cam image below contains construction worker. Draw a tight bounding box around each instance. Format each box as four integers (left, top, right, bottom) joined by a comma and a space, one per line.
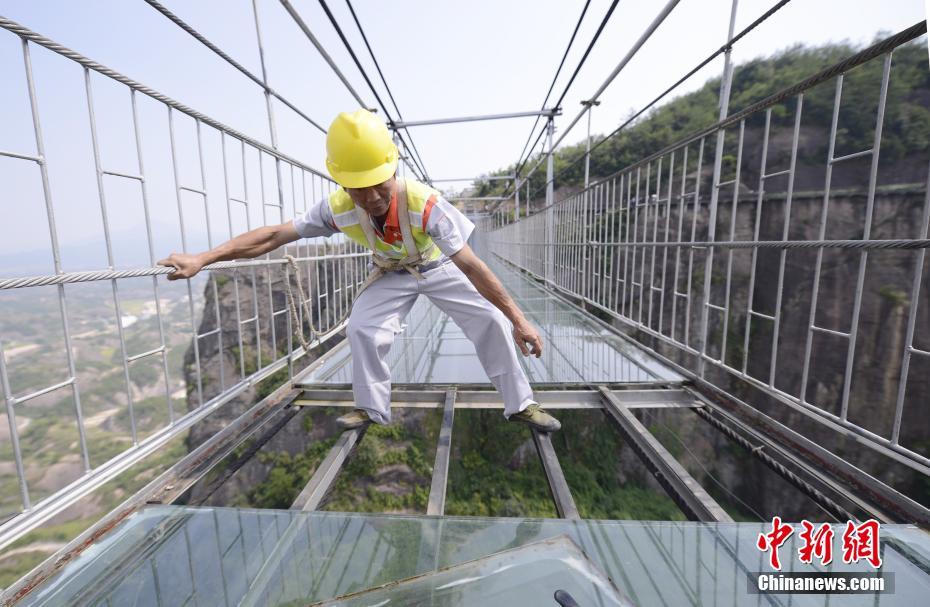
158, 109, 560, 432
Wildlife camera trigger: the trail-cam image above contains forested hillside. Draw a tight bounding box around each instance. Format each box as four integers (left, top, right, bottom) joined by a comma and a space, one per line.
476, 37, 930, 201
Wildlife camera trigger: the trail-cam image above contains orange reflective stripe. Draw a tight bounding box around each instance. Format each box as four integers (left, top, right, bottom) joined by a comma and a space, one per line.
422, 194, 437, 231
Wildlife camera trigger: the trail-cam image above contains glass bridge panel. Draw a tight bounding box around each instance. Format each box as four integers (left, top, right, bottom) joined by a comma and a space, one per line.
18, 505, 930, 606
297, 259, 681, 386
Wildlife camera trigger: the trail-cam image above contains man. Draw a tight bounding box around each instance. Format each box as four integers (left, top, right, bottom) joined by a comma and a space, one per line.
158, 109, 560, 432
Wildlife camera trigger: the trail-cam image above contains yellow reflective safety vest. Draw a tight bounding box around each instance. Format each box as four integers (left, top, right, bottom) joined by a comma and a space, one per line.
327, 177, 444, 265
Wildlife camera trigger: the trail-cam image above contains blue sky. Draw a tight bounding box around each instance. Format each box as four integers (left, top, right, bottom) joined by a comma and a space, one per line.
0, 0, 926, 266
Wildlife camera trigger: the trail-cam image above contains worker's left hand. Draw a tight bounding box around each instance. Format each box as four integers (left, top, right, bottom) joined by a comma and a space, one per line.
512, 320, 543, 358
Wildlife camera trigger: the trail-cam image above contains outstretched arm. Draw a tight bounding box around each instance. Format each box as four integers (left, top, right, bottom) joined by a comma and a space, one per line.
450, 245, 543, 358
157, 221, 301, 280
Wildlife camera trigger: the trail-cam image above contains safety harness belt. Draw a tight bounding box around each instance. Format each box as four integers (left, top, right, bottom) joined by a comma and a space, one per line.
285, 179, 439, 351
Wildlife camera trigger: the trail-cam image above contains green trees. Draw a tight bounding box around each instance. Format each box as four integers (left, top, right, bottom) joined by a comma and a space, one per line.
476, 38, 929, 199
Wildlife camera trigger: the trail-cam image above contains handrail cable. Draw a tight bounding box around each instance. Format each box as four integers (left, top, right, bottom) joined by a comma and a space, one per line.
0, 15, 327, 178
142, 0, 326, 133
342, 0, 433, 186
312, 0, 431, 182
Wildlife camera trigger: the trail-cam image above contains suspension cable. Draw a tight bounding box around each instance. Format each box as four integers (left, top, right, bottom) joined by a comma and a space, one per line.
314, 0, 431, 182
342, 0, 432, 185
142, 0, 326, 133
501, 0, 660, 209
512, 0, 593, 182
554, 0, 795, 185
550, 0, 620, 114
519, 0, 795, 206
513, 0, 621, 190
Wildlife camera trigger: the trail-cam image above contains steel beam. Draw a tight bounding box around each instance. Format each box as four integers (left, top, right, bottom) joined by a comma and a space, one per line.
291, 426, 367, 511
689, 385, 930, 525
532, 430, 580, 519
393, 109, 558, 128
597, 386, 733, 522
190, 407, 302, 506
295, 387, 692, 409
426, 390, 456, 515
431, 175, 515, 182
447, 196, 509, 201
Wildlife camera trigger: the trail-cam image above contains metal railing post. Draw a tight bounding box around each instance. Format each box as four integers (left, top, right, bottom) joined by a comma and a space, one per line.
514, 178, 520, 220
545, 117, 555, 283
697, 0, 739, 377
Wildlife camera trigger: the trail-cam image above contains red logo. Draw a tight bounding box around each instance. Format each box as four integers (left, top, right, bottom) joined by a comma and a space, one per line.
841, 520, 882, 568
798, 520, 834, 566
757, 516, 794, 570
757, 518, 882, 570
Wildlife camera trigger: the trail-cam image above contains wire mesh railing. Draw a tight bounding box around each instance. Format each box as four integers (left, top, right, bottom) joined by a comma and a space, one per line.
488, 22, 930, 478
0, 14, 366, 549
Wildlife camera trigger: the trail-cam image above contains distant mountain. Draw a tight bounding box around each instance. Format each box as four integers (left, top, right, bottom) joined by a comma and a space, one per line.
0, 225, 210, 277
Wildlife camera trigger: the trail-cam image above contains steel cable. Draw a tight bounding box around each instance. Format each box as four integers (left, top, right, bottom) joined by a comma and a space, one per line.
142, 0, 326, 133
342, 0, 431, 185
314, 0, 431, 182
512, 0, 593, 183
0, 15, 328, 177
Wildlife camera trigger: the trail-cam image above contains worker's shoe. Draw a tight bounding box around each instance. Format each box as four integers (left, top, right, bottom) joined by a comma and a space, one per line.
509, 403, 561, 432
336, 409, 372, 430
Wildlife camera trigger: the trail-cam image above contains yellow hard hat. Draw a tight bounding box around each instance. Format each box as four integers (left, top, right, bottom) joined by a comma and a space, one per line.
325, 109, 398, 188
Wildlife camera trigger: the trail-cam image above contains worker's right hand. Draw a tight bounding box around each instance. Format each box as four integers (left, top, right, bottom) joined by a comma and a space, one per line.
158, 252, 206, 280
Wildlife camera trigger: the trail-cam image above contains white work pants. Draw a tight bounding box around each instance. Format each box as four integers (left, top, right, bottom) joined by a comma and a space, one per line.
346, 261, 534, 424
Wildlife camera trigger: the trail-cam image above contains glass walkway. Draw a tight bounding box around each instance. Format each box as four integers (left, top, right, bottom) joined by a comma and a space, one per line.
297, 256, 680, 386
17, 506, 930, 606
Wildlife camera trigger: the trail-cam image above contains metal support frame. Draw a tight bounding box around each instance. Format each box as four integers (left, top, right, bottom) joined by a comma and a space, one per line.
688, 384, 930, 525
190, 407, 302, 506
545, 117, 556, 282
532, 430, 580, 519
581, 99, 601, 189
393, 109, 558, 128
426, 390, 456, 515
504, 254, 930, 525
598, 386, 733, 522
431, 175, 515, 182
291, 427, 368, 511
294, 386, 694, 408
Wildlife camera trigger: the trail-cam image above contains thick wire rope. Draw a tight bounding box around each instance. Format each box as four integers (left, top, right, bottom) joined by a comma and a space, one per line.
640, 410, 769, 521
692, 407, 859, 522
493, 238, 930, 251
314, 0, 431, 182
